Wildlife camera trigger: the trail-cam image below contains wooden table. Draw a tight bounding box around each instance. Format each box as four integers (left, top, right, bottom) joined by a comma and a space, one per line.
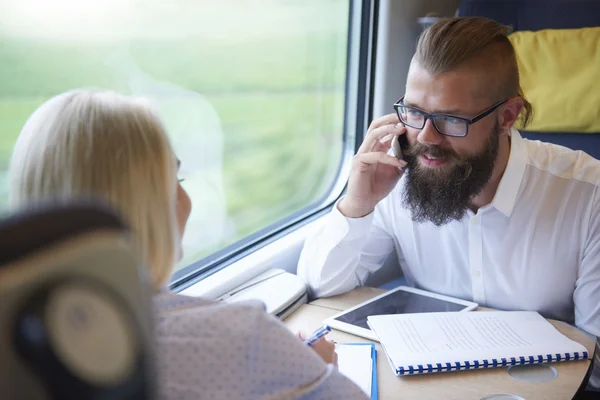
284, 287, 595, 400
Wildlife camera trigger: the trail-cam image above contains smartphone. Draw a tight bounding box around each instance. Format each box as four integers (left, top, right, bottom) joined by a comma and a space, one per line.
392, 132, 409, 161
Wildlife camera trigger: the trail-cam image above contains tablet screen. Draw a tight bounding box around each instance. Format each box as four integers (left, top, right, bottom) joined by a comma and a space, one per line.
334, 289, 467, 329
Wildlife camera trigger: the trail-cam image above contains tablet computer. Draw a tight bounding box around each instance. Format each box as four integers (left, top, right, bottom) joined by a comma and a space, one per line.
323, 286, 478, 341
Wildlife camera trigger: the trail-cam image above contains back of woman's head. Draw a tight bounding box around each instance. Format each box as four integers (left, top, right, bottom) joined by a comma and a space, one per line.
9, 90, 178, 288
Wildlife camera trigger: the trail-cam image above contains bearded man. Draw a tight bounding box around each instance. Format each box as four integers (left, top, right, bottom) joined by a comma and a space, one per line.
297, 16, 600, 338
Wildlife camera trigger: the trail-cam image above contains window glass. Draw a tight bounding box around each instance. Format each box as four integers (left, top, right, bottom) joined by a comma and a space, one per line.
0, 0, 350, 270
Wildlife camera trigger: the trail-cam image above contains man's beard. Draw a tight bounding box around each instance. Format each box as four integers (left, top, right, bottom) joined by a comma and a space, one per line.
402, 123, 501, 226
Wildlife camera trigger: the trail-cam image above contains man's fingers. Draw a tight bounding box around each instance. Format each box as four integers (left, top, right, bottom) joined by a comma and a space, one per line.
358, 124, 406, 154
374, 133, 401, 152
367, 113, 401, 132
354, 152, 407, 168
379, 133, 396, 144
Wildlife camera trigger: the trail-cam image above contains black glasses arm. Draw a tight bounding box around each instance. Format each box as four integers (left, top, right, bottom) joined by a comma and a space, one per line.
469, 99, 508, 124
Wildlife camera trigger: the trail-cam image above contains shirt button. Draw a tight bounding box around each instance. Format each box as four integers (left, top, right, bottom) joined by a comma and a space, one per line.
472, 270, 481, 277
472, 217, 479, 224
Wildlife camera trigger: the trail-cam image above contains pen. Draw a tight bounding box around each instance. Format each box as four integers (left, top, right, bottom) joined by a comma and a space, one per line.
304, 325, 331, 345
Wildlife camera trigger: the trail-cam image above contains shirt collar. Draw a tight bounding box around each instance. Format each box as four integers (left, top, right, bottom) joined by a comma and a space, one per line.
490, 127, 528, 217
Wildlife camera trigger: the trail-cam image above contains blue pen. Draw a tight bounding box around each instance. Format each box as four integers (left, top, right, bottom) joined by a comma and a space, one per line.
304, 325, 331, 345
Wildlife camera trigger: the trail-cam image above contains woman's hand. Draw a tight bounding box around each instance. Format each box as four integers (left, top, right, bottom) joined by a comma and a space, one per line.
298, 332, 338, 366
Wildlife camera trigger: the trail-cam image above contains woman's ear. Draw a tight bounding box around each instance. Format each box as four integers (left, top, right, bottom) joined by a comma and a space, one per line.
500, 97, 524, 132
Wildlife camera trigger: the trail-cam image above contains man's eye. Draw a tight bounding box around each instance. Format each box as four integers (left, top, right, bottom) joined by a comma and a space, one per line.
442, 116, 461, 124
407, 109, 421, 117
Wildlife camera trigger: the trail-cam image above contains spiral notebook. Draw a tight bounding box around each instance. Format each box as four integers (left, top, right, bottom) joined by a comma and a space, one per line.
366, 311, 589, 376
336, 343, 378, 399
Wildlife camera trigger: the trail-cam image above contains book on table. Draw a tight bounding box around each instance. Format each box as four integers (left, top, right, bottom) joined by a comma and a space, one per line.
366, 311, 589, 376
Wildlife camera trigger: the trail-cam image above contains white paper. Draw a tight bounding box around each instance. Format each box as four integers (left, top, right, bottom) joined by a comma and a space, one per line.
336, 344, 373, 396
367, 311, 588, 371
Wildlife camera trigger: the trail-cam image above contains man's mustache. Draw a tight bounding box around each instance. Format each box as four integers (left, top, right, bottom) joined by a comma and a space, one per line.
405, 142, 473, 181
405, 142, 464, 162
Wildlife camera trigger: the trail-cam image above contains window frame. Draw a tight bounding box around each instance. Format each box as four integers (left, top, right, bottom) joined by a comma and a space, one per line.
170, 0, 379, 291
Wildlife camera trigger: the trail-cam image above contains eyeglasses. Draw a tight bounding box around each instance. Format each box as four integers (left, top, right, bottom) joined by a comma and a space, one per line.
393, 96, 508, 137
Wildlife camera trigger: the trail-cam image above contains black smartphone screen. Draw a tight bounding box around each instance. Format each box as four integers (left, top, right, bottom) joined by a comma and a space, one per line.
398, 134, 409, 150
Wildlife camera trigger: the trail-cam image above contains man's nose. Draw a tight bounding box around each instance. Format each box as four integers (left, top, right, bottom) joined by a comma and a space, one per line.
417, 119, 444, 146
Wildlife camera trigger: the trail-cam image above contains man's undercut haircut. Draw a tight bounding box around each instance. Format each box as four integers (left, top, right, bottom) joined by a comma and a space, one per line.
414, 16, 533, 128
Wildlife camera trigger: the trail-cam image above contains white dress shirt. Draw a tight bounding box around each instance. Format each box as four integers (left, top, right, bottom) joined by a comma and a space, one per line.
153, 290, 369, 400
298, 129, 600, 337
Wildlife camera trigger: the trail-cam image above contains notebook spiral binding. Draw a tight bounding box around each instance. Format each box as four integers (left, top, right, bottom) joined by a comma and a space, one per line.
396, 351, 590, 376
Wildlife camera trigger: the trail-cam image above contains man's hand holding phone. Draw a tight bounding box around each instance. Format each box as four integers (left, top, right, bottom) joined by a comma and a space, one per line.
338, 113, 408, 218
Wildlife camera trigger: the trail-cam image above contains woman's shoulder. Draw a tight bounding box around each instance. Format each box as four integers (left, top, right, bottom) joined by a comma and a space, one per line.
153, 291, 269, 337
153, 290, 266, 314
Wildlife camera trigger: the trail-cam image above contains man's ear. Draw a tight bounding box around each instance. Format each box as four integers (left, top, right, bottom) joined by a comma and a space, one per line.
500, 97, 524, 132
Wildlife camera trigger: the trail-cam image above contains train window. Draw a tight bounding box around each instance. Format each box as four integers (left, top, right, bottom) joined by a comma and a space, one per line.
0, 0, 360, 283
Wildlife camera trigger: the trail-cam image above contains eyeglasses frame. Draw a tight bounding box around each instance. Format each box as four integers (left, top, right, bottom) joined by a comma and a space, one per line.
393, 96, 509, 137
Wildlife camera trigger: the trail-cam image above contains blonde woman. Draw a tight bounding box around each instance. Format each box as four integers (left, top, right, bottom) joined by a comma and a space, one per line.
9, 90, 369, 400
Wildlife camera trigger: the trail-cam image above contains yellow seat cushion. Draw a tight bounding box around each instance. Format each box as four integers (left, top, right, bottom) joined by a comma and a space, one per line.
509, 27, 600, 133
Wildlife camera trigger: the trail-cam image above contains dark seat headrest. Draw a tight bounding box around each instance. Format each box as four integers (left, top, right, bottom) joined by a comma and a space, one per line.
458, 0, 600, 31
0, 200, 128, 267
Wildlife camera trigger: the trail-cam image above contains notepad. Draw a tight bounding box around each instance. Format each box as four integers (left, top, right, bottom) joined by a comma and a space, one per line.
336, 343, 378, 399
367, 311, 589, 376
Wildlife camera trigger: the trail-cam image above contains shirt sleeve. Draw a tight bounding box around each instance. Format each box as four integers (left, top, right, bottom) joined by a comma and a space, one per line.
249, 306, 370, 400
297, 195, 397, 298
154, 298, 369, 400
574, 186, 600, 337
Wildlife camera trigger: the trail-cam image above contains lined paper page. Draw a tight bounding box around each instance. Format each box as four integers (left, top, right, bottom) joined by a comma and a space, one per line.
367, 311, 587, 369
336, 344, 372, 396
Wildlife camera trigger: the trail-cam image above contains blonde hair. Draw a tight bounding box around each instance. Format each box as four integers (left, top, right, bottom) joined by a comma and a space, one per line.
414, 16, 533, 128
9, 90, 178, 288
